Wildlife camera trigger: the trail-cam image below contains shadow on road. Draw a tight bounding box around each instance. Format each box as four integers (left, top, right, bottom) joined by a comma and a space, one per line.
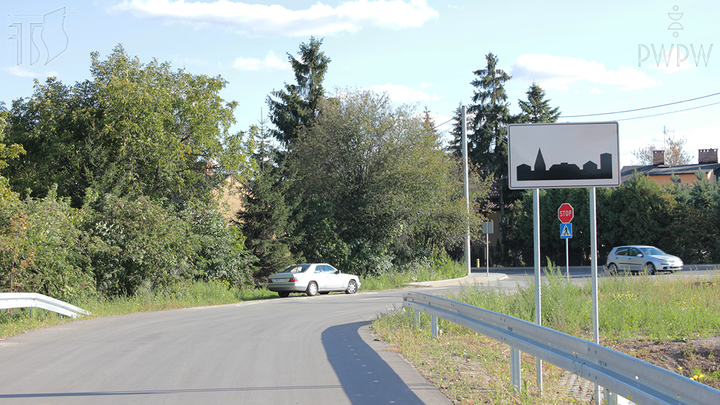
322, 321, 429, 405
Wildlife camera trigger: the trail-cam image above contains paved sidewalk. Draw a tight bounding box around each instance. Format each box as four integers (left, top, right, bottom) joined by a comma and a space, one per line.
405, 270, 508, 287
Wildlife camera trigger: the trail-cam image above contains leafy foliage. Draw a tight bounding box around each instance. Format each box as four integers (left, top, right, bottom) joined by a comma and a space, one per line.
83, 193, 194, 296
504, 172, 720, 266
0, 46, 258, 299
0, 108, 24, 202
181, 204, 256, 288
3, 45, 248, 208
0, 189, 95, 301
600, 173, 675, 251
287, 89, 487, 275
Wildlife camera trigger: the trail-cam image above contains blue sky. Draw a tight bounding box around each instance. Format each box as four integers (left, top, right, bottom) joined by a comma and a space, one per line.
3, 0, 718, 167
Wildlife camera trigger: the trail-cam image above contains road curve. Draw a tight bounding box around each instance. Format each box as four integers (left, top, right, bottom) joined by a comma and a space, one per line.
0, 290, 451, 405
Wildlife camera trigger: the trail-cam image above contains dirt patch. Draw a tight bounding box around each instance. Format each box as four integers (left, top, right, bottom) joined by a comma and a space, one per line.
608, 336, 720, 389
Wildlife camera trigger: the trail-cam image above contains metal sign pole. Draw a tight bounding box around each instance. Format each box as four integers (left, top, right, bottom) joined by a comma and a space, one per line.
590, 187, 600, 404
486, 232, 489, 276
461, 106, 471, 276
533, 188, 543, 392
566, 238, 570, 281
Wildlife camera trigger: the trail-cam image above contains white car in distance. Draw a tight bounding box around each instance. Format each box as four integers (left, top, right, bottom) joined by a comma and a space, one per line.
267, 263, 361, 297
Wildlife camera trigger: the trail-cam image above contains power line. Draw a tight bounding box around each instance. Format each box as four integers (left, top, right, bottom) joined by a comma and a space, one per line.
560, 91, 720, 118
614, 101, 720, 121
433, 117, 454, 130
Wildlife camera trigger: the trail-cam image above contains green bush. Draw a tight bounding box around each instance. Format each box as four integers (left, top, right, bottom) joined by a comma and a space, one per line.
181, 204, 255, 288
83, 193, 195, 296
0, 188, 95, 302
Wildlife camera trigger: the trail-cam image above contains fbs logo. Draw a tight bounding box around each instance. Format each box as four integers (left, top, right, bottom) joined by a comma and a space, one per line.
8, 6, 69, 67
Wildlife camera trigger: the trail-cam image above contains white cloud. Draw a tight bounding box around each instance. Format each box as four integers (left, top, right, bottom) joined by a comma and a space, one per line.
232, 50, 288, 70
3, 66, 59, 78
589, 87, 603, 94
510, 54, 661, 91
367, 83, 441, 102
109, 0, 439, 36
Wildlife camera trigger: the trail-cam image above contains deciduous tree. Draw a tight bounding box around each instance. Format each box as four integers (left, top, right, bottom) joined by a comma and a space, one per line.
631, 127, 691, 166
3, 45, 247, 208
289, 89, 487, 274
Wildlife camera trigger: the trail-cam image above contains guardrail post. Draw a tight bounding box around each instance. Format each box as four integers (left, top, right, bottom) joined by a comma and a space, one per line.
604, 388, 618, 405
511, 347, 521, 393
431, 315, 438, 338
414, 308, 421, 327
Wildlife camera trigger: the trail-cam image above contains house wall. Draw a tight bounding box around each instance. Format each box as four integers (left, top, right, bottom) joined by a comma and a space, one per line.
649, 172, 712, 186
213, 176, 245, 224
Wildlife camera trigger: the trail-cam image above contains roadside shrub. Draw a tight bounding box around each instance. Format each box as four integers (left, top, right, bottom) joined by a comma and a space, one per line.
84, 193, 194, 296
0, 188, 95, 302
181, 204, 256, 289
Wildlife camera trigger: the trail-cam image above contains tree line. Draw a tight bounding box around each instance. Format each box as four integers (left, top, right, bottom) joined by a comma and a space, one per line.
1, 40, 718, 303
504, 173, 720, 267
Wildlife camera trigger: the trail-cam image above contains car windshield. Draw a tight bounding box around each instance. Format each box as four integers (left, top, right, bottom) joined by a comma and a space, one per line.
640, 247, 666, 256
282, 265, 310, 274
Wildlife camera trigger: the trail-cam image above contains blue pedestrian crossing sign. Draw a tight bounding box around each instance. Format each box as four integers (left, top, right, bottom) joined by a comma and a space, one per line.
560, 223, 572, 239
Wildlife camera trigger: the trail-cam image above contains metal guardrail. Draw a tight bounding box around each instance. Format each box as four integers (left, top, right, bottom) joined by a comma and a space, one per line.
0, 293, 91, 318
403, 291, 720, 405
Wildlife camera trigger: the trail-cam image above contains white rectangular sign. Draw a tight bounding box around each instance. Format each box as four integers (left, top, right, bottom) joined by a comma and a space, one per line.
508, 122, 620, 189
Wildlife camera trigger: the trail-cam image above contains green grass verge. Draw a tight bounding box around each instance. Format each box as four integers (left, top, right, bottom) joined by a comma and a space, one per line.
1, 280, 276, 339
360, 259, 466, 290
371, 265, 720, 404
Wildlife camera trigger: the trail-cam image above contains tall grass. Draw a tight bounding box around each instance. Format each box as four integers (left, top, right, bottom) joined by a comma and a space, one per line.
360, 258, 466, 290
372, 265, 720, 403
446, 264, 720, 342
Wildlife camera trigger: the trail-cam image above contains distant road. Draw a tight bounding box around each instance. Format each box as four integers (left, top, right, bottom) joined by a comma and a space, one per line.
475, 264, 720, 292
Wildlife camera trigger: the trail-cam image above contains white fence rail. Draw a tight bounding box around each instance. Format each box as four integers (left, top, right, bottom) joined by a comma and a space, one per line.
0, 293, 91, 318
403, 291, 720, 405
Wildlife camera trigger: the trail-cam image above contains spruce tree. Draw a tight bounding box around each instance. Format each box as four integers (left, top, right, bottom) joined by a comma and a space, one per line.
518, 82, 560, 123
236, 152, 297, 280
468, 53, 513, 217
267, 37, 330, 148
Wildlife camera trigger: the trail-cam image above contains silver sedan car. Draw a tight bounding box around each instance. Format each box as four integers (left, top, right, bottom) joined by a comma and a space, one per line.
605, 245, 683, 275
267, 263, 361, 297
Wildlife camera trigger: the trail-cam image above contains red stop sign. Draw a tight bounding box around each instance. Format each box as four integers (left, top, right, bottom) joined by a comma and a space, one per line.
558, 203, 574, 223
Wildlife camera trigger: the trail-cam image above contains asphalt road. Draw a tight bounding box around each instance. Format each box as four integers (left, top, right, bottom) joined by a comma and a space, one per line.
1, 264, 716, 404
0, 290, 451, 405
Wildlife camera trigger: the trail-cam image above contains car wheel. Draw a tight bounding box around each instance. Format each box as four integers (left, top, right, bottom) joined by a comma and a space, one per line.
645, 262, 656, 275
607, 263, 618, 275
306, 281, 318, 296
345, 280, 358, 294
278, 291, 290, 298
